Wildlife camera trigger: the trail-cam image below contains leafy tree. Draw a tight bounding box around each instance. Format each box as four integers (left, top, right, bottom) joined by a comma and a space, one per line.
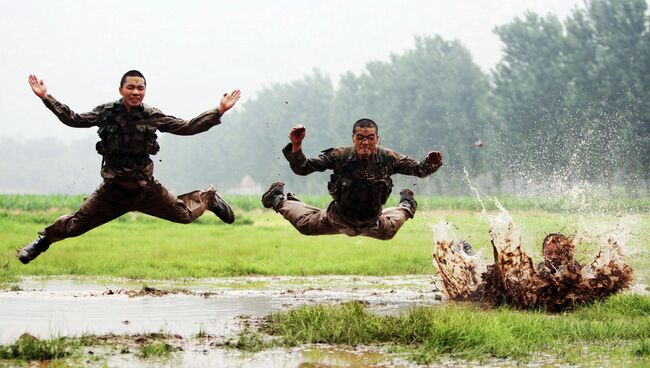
492, 0, 650, 193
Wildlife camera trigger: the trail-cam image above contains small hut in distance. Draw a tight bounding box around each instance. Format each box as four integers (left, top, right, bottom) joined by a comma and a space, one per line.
227, 175, 262, 195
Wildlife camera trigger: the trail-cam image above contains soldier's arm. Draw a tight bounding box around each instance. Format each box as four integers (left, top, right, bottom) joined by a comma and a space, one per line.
391, 150, 443, 178
282, 143, 335, 176
153, 108, 223, 136
29, 74, 99, 128
42, 95, 101, 128
155, 89, 241, 136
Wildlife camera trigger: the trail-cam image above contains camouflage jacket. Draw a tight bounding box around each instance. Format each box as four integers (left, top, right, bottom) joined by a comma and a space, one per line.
282, 143, 442, 223
43, 95, 222, 186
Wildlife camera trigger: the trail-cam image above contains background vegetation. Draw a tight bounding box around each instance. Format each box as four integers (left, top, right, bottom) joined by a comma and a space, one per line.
1, 0, 648, 197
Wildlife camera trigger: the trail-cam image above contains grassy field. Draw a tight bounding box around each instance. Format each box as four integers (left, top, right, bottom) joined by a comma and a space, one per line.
1, 195, 649, 284
1, 193, 649, 212
257, 295, 650, 366
0, 194, 648, 366
2, 295, 648, 367
0, 296, 647, 367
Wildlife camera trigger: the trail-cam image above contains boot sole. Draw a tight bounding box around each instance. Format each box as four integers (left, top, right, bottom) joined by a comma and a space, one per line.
261, 182, 284, 209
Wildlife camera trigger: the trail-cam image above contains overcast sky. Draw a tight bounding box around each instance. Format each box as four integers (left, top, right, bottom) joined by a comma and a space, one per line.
1, 0, 583, 142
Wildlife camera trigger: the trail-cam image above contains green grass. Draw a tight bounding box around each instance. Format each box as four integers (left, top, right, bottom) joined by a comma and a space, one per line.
635, 339, 650, 357
137, 342, 175, 359
1, 193, 648, 212
0, 195, 647, 367
260, 294, 650, 365
1, 199, 649, 284
0, 334, 75, 361
0, 332, 179, 365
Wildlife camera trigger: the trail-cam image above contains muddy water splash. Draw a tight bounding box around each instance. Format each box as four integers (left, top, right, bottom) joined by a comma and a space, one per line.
433, 205, 634, 312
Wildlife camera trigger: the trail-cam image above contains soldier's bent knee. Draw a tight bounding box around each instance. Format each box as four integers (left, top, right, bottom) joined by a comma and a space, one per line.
177, 214, 193, 224
295, 224, 317, 236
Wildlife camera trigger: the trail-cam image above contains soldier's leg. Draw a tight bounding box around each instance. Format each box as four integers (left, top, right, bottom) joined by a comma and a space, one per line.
362, 189, 418, 240
263, 182, 338, 236
360, 207, 412, 240
41, 181, 131, 243
277, 197, 339, 236
135, 181, 233, 224
18, 181, 134, 263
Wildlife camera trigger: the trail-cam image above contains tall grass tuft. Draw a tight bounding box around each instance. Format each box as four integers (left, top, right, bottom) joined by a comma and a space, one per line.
263, 295, 650, 363
137, 342, 174, 359
634, 339, 650, 357
0, 334, 75, 361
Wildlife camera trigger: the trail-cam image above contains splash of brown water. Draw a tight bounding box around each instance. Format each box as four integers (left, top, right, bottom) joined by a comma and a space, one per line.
432, 209, 633, 312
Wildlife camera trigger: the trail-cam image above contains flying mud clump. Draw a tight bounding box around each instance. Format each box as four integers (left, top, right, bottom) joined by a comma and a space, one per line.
432, 209, 633, 312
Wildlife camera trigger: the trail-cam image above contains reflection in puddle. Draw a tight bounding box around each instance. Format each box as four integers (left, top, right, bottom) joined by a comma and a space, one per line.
300, 345, 411, 367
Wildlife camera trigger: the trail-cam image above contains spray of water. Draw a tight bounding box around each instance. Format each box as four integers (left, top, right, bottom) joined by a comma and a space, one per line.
432, 220, 484, 300
432, 176, 635, 312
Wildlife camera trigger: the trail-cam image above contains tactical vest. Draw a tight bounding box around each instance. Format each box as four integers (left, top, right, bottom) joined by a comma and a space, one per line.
95, 102, 160, 167
327, 146, 394, 221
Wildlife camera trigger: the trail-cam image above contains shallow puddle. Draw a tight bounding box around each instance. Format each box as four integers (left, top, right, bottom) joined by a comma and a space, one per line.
95, 344, 417, 368
0, 275, 441, 367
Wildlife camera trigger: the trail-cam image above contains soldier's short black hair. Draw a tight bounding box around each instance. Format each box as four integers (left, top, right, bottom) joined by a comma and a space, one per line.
352, 118, 378, 134
120, 70, 146, 87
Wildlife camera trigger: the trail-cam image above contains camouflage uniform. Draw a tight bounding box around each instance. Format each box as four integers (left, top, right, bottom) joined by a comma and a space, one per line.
39, 95, 223, 243
278, 143, 441, 240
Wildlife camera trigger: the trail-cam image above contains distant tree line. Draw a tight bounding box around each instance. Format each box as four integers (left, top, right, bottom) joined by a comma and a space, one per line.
3, 0, 648, 196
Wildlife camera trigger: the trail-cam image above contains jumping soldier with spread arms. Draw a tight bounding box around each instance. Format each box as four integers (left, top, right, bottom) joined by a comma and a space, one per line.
262, 118, 443, 240
17, 71, 241, 264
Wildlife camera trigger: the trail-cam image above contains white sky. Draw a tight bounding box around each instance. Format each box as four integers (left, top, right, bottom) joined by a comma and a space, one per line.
0, 0, 583, 142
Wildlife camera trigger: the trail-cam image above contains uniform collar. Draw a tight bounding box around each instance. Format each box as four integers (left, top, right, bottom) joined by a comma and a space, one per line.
116, 99, 145, 116
349, 147, 382, 163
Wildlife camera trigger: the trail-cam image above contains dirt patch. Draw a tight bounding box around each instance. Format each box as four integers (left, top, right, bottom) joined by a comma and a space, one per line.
102, 286, 219, 298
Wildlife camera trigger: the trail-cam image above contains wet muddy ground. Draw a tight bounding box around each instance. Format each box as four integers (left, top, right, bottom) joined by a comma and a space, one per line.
1, 276, 444, 367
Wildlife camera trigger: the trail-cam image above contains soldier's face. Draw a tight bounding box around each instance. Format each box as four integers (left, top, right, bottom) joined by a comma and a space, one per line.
119, 76, 146, 110
352, 127, 379, 159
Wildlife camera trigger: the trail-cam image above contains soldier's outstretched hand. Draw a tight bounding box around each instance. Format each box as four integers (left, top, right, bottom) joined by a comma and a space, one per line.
425, 151, 443, 167
218, 89, 241, 115
290, 124, 306, 152
28, 74, 47, 100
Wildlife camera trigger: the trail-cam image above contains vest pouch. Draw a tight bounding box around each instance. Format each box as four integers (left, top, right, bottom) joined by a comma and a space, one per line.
337, 178, 354, 204
371, 180, 392, 205
97, 125, 120, 155
124, 125, 147, 155
144, 125, 160, 155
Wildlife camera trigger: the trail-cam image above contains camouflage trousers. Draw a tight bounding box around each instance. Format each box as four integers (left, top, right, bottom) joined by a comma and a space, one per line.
277, 200, 411, 240
40, 179, 216, 243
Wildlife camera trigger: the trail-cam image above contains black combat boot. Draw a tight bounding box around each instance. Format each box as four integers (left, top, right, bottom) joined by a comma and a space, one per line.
210, 191, 235, 224
17, 237, 51, 264
261, 182, 285, 211
399, 188, 417, 218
